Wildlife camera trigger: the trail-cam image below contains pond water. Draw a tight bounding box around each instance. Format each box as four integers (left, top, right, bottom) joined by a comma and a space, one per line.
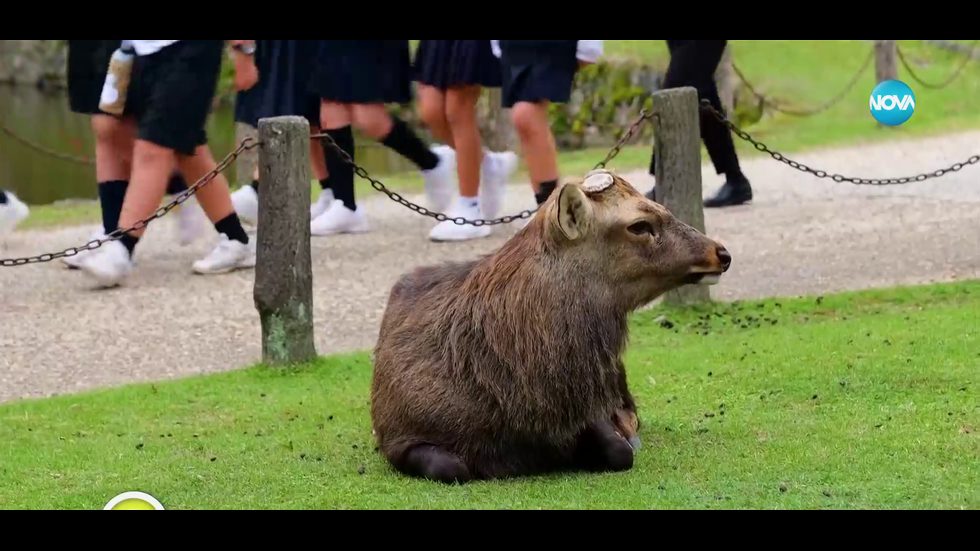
0, 84, 413, 206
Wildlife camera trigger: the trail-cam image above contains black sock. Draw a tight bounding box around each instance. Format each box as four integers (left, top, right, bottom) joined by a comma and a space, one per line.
166, 173, 188, 196
0, 189, 7, 204
214, 213, 249, 245
118, 232, 140, 256
319, 177, 332, 192
380, 116, 439, 171
250, 179, 259, 192
535, 180, 558, 205
98, 180, 128, 233
323, 125, 356, 210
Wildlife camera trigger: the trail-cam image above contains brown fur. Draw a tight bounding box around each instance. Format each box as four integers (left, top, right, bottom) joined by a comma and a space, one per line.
371, 170, 731, 483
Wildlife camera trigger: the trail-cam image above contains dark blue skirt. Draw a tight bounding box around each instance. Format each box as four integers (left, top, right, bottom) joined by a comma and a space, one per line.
308, 40, 412, 105
235, 40, 322, 127
413, 40, 502, 90
498, 40, 579, 108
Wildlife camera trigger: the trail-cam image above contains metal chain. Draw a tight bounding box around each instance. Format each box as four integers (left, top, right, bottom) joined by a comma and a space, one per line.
593, 108, 656, 170
731, 47, 875, 117
700, 99, 980, 185
312, 109, 656, 227
0, 123, 96, 165
895, 40, 978, 90
0, 138, 260, 267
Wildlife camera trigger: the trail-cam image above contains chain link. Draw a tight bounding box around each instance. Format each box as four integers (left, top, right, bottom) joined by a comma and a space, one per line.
1, 123, 96, 165
0, 138, 260, 267
700, 99, 980, 185
313, 109, 656, 227
895, 40, 978, 90
593, 108, 657, 170
731, 48, 875, 118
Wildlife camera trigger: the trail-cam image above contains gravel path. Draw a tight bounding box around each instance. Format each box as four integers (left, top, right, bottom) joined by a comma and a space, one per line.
1, 130, 978, 403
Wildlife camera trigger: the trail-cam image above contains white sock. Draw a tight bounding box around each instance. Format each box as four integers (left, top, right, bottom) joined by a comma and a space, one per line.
458, 196, 480, 211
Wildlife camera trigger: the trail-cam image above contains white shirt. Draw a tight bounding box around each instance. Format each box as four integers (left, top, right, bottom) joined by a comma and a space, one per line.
490, 40, 603, 63
124, 40, 180, 56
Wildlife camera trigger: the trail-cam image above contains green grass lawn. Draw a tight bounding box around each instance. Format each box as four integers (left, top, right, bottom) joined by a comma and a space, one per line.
1, 280, 977, 510
15, 40, 980, 232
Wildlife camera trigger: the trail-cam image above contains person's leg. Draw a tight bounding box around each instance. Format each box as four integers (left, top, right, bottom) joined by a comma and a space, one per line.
511, 100, 559, 206
310, 100, 369, 236
81, 40, 251, 286
92, 113, 136, 235
166, 168, 210, 246
689, 41, 751, 208
417, 84, 454, 148
445, 86, 483, 200
428, 85, 491, 242
352, 103, 455, 214
647, 40, 750, 207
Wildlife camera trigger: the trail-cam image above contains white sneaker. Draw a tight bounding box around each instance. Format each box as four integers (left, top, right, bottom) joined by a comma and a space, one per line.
423, 146, 456, 214
480, 151, 518, 220
192, 234, 256, 275
176, 195, 210, 246
310, 199, 369, 236
79, 239, 135, 288
61, 226, 107, 270
428, 198, 492, 242
231, 185, 259, 226
311, 189, 335, 221
0, 191, 30, 235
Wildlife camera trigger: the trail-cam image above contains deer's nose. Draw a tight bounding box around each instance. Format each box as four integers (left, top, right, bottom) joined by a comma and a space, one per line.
717, 247, 732, 272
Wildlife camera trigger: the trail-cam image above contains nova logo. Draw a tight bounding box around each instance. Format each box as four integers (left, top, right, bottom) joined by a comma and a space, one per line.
869, 79, 915, 126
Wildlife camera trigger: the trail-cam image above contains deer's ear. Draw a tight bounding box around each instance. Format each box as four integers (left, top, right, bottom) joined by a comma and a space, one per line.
550, 183, 594, 242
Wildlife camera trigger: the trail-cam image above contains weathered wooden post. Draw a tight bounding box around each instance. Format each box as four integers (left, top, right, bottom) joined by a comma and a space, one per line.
652, 86, 710, 306
874, 40, 898, 84
254, 116, 317, 365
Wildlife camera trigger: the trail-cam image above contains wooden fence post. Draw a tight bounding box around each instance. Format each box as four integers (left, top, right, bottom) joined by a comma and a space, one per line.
874, 41, 898, 129
652, 86, 710, 306
254, 116, 317, 366
874, 40, 898, 84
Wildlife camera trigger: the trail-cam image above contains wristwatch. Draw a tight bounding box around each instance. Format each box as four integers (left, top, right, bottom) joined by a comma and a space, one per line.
232, 42, 255, 56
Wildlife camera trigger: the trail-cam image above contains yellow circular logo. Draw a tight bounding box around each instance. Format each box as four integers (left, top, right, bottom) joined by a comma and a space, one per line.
104, 492, 165, 510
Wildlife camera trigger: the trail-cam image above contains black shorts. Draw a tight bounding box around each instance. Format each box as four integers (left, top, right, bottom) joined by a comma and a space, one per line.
498, 40, 579, 108
413, 40, 502, 90
66, 39, 125, 116
309, 40, 412, 105
127, 40, 225, 156
236, 40, 322, 128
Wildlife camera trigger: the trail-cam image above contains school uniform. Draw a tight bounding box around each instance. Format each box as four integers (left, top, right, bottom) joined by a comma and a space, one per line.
66, 40, 124, 115
413, 40, 502, 89
491, 40, 603, 107
236, 40, 322, 128
309, 40, 413, 104
125, 40, 225, 156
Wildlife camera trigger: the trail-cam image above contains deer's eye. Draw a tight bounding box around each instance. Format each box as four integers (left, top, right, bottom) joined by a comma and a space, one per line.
628, 221, 655, 236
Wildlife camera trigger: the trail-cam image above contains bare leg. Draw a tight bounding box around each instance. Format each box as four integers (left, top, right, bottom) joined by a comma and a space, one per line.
175, 145, 235, 224
417, 84, 454, 148
309, 124, 328, 182
511, 101, 559, 196
117, 140, 177, 237
445, 85, 483, 199
92, 114, 136, 182
350, 103, 393, 141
